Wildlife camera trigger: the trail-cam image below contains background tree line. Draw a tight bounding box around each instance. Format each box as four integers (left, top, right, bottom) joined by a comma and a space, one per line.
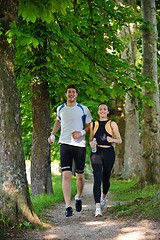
0, 0, 159, 226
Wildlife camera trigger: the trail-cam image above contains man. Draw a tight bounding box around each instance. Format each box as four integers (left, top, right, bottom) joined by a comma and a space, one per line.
48, 84, 92, 217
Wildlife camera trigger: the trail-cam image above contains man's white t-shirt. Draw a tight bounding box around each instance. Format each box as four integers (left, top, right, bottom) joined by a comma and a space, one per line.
57, 103, 92, 147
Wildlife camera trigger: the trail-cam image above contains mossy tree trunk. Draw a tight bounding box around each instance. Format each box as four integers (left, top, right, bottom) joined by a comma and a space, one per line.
0, 0, 41, 226
141, 0, 160, 184
118, 0, 141, 179
31, 81, 53, 196
112, 103, 125, 177
121, 25, 140, 178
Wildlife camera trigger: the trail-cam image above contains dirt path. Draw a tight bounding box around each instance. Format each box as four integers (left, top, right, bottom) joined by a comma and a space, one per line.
4, 175, 160, 240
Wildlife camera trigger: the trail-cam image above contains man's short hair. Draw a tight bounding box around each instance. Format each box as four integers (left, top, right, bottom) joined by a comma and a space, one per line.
66, 84, 78, 93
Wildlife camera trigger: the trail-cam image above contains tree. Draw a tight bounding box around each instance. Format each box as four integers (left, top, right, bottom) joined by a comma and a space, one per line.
140, 0, 160, 184
16, 0, 146, 159
31, 81, 53, 196
16, 1, 72, 196
0, 0, 41, 225
29, 22, 54, 196
120, 0, 141, 179
15, 1, 156, 184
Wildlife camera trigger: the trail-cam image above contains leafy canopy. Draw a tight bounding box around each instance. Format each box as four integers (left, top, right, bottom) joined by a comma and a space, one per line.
4, 0, 156, 158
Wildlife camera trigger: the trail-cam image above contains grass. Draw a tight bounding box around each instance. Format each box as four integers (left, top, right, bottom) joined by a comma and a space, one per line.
108, 177, 160, 221
31, 175, 77, 220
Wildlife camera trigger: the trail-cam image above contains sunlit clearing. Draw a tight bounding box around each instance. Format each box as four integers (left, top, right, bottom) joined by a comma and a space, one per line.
115, 231, 144, 240
82, 204, 89, 209
84, 221, 115, 227
44, 233, 60, 239
115, 221, 154, 240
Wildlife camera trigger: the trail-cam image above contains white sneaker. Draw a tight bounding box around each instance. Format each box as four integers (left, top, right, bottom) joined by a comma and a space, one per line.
100, 198, 106, 208
95, 207, 102, 217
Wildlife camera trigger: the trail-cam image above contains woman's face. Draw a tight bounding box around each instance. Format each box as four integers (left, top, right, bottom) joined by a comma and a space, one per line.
98, 104, 109, 118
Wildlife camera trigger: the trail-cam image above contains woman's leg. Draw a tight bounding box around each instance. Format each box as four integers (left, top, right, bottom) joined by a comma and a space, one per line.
102, 147, 115, 196
91, 153, 102, 204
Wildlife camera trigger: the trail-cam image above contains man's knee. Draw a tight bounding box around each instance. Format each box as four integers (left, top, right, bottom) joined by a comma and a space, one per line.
63, 171, 72, 181
76, 173, 84, 181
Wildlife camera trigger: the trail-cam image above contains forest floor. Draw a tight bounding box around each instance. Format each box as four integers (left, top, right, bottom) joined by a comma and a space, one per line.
3, 174, 160, 240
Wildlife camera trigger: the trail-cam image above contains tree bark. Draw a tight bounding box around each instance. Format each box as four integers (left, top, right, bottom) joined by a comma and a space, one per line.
0, 0, 41, 226
31, 81, 53, 196
118, 0, 141, 178
123, 94, 140, 178
141, 0, 160, 184
112, 104, 125, 177
121, 21, 140, 178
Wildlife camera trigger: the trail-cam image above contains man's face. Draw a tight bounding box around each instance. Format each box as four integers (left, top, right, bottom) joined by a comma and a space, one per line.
66, 88, 78, 102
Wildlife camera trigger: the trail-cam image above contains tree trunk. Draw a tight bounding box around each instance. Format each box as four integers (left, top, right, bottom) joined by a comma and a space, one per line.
140, 0, 160, 184
112, 104, 125, 177
0, 0, 41, 226
119, 0, 141, 178
31, 81, 53, 196
123, 94, 140, 178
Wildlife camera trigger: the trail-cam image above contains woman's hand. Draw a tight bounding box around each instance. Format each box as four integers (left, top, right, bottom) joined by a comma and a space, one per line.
90, 140, 97, 148
107, 136, 113, 143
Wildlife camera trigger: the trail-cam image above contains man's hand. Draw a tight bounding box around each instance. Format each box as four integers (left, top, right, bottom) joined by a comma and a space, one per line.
48, 135, 55, 144
72, 131, 82, 139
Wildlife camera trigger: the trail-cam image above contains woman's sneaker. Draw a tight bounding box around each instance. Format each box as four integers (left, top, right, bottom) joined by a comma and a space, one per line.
95, 207, 102, 217
100, 198, 106, 208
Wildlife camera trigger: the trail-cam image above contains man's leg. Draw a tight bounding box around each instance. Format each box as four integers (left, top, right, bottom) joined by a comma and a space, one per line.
60, 144, 74, 217
74, 173, 84, 212
74, 146, 86, 212
62, 170, 72, 208
76, 173, 85, 199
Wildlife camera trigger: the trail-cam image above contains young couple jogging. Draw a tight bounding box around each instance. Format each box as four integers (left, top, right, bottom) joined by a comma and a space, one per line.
48, 84, 122, 217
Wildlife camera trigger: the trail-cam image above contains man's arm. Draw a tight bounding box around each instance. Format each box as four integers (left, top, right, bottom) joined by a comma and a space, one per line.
48, 119, 61, 144
84, 123, 90, 134
72, 122, 91, 139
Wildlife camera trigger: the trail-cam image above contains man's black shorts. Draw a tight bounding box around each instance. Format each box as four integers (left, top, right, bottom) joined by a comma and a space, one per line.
60, 144, 86, 173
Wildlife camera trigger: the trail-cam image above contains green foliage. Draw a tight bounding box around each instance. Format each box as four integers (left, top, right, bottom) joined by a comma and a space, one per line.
18, 0, 72, 23
109, 178, 160, 220
15, 0, 150, 100
4, 0, 156, 159
0, 23, 3, 36
18, 89, 32, 159
19, 220, 32, 229
0, 216, 11, 231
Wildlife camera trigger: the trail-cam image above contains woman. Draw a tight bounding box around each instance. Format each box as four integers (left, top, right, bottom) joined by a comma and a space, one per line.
90, 102, 122, 217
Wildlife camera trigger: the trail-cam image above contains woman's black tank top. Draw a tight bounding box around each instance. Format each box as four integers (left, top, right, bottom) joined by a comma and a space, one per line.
94, 120, 112, 146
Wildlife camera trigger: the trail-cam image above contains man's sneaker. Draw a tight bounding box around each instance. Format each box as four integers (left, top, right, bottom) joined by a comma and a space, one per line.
100, 198, 106, 208
75, 196, 82, 212
65, 206, 73, 217
95, 207, 102, 217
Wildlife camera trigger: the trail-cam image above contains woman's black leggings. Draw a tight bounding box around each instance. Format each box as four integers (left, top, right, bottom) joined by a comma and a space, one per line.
90, 146, 115, 204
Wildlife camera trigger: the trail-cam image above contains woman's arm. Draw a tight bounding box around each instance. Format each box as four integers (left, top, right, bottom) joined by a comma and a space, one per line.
89, 122, 97, 148
107, 121, 122, 144
89, 122, 94, 142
